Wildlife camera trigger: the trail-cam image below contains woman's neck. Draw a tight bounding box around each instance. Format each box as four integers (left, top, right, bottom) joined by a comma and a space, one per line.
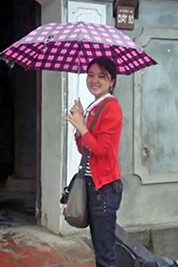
95, 93, 111, 101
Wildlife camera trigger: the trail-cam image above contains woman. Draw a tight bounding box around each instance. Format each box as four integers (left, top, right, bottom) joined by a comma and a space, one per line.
68, 57, 123, 267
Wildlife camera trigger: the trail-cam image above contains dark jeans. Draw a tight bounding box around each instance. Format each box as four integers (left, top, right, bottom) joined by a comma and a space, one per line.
85, 176, 123, 267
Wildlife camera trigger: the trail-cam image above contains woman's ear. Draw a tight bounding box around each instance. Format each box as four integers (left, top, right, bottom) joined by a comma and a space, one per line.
111, 78, 115, 88
109, 79, 116, 94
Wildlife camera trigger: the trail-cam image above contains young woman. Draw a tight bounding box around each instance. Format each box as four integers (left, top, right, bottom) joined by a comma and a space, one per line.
68, 57, 123, 267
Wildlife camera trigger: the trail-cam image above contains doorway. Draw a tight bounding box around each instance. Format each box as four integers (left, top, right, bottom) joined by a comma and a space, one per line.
0, 0, 41, 228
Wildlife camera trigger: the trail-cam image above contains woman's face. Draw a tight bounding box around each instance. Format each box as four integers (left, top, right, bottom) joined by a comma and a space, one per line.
86, 63, 115, 99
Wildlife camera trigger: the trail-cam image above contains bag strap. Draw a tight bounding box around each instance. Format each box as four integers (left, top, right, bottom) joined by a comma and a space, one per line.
89, 100, 110, 132
78, 100, 112, 176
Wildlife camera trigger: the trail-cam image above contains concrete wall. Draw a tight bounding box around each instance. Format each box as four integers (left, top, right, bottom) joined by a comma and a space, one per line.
112, 1, 178, 258
40, 0, 67, 234
116, 0, 178, 230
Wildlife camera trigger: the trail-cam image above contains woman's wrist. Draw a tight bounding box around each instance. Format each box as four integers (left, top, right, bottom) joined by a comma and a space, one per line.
78, 125, 88, 136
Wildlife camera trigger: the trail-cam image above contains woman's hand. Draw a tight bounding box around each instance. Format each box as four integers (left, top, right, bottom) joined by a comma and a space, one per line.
68, 98, 87, 135
70, 98, 84, 115
68, 111, 87, 136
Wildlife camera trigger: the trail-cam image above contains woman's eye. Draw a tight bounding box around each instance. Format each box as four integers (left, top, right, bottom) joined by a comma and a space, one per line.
99, 75, 105, 79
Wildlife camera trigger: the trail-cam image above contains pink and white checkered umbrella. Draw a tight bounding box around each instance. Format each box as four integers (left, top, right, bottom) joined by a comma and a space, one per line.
0, 21, 157, 75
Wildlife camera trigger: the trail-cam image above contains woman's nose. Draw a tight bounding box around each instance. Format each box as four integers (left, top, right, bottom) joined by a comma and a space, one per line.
91, 76, 98, 83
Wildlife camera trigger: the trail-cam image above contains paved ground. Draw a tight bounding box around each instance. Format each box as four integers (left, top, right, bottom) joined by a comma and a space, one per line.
0, 225, 95, 267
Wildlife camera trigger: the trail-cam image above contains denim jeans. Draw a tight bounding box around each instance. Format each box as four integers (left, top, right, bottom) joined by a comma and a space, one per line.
85, 176, 123, 267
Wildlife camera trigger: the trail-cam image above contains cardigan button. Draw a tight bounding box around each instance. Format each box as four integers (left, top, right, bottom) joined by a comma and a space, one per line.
90, 111, 95, 116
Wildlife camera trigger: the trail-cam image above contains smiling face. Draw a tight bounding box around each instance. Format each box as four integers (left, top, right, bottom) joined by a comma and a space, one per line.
86, 63, 115, 99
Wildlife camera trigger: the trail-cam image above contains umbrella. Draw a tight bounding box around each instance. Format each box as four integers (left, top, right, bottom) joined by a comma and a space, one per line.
0, 21, 157, 75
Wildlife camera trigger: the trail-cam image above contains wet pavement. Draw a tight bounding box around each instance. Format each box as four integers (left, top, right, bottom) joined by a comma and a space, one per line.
0, 225, 95, 267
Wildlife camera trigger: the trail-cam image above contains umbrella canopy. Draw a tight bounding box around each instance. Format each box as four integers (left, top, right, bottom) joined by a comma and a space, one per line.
0, 21, 157, 75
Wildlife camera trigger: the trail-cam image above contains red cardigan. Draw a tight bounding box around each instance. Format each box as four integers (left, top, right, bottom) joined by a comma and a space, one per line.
75, 97, 122, 190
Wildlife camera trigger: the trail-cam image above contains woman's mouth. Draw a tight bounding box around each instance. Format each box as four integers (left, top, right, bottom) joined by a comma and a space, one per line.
91, 86, 99, 90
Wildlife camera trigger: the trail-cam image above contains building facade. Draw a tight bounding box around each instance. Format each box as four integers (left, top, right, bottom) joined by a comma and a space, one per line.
0, 0, 178, 256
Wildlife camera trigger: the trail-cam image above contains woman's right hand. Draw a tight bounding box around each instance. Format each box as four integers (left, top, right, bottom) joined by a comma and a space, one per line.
70, 98, 84, 115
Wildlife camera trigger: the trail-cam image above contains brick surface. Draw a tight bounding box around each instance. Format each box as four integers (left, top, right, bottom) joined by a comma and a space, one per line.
0, 239, 16, 249
14, 244, 66, 267
0, 227, 96, 267
0, 251, 20, 267
61, 241, 94, 262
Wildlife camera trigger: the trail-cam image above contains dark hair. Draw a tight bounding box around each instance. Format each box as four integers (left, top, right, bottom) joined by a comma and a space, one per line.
87, 57, 117, 93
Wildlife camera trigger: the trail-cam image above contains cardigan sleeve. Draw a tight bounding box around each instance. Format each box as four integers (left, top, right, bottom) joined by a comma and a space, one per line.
81, 101, 122, 156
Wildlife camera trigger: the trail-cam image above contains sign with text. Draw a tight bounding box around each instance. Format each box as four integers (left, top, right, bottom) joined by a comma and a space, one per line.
117, 6, 135, 30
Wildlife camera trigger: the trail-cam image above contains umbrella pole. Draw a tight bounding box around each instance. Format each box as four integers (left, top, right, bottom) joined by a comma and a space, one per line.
76, 45, 81, 98
76, 72, 80, 98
